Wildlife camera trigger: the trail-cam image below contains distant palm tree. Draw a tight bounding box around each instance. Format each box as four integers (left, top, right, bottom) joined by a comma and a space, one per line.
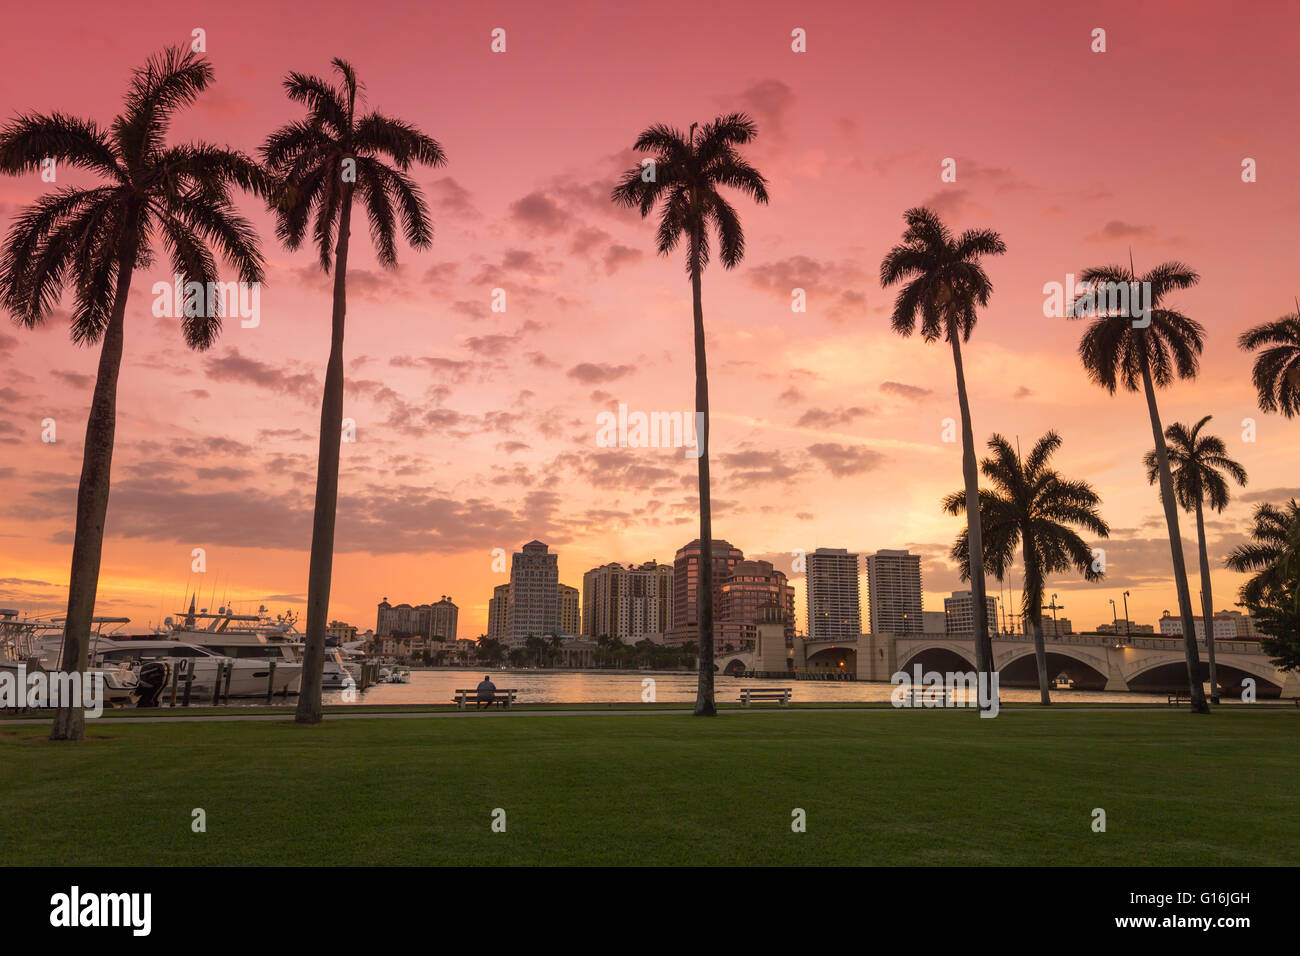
1239, 303, 1300, 418
262, 59, 447, 724
0, 47, 267, 741
944, 432, 1109, 704
1225, 499, 1300, 672
1143, 416, 1247, 702
1226, 500, 1300, 610
612, 114, 769, 716
1072, 257, 1209, 713
880, 208, 1006, 703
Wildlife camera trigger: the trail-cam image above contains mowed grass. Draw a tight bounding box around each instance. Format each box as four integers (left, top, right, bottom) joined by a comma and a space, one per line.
1, 709, 1295, 866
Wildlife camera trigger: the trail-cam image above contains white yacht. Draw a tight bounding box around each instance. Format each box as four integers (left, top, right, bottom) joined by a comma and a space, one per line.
94, 638, 301, 698
1, 610, 139, 707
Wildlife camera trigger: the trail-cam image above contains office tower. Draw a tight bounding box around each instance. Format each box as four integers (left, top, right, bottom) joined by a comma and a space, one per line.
718, 559, 796, 648
668, 538, 743, 646
865, 550, 923, 634
582, 561, 674, 642
376, 596, 458, 641
507, 540, 559, 646
944, 590, 999, 637
806, 548, 862, 641
558, 583, 580, 636
487, 583, 510, 640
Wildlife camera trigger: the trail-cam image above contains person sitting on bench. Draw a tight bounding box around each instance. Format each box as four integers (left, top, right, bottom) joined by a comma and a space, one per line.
475, 675, 498, 710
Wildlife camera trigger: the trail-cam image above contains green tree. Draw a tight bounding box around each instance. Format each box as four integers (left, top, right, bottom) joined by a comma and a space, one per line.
1071, 257, 1210, 713
0, 47, 267, 740
612, 114, 769, 716
880, 207, 1006, 703
1143, 416, 1247, 701
1226, 499, 1300, 671
262, 59, 446, 724
944, 432, 1109, 704
1239, 302, 1300, 418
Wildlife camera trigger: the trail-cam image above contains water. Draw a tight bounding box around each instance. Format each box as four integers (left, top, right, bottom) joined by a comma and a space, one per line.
320, 668, 1172, 706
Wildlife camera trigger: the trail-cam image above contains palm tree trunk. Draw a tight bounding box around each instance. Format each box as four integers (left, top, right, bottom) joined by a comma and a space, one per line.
296, 187, 354, 725
1141, 364, 1209, 713
1020, 544, 1051, 705
1194, 498, 1219, 702
691, 224, 716, 717
949, 332, 992, 710
51, 228, 138, 742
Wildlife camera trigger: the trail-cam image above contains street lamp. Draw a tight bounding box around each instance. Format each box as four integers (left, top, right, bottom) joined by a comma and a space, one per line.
1122, 590, 1131, 643
1109, 598, 1118, 633
1042, 594, 1064, 635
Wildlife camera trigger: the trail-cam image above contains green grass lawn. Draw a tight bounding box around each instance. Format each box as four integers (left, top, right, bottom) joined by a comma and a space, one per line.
1, 709, 1295, 866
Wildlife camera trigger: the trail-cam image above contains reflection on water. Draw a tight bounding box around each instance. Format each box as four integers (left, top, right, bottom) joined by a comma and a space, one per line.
321, 669, 1170, 706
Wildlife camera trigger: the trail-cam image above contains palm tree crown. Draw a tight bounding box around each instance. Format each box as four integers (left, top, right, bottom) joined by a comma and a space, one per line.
1239, 305, 1300, 417
1072, 261, 1204, 392
262, 58, 446, 270
1143, 415, 1247, 513
879, 206, 1006, 341
0, 46, 266, 346
944, 432, 1110, 608
610, 113, 769, 273
1226, 500, 1300, 607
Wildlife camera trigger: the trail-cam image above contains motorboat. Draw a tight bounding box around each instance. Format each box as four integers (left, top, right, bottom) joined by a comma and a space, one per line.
94, 638, 301, 698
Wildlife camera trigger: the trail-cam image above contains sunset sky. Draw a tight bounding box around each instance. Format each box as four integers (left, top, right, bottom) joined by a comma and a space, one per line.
1, 0, 1297, 639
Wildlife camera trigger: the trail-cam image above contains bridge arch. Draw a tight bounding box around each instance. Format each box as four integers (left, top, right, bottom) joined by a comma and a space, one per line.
994, 647, 1109, 690
898, 642, 977, 674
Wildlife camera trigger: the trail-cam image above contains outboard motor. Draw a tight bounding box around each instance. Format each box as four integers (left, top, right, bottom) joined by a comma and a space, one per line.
135, 660, 171, 708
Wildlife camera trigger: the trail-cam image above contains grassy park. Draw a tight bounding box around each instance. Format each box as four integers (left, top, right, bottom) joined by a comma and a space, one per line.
1, 708, 1296, 866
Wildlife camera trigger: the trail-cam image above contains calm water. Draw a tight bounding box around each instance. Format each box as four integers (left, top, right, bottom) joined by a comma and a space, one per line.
320, 668, 1171, 706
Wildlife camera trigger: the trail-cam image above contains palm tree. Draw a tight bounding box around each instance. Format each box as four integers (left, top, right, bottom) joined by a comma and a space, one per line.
262, 59, 446, 724
944, 433, 1109, 704
0, 47, 267, 741
880, 208, 1006, 704
1239, 302, 1300, 418
612, 114, 769, 716
1071, 257, 1209, 713
1143, 416, 1247, 702
1226, 499, 1300, 672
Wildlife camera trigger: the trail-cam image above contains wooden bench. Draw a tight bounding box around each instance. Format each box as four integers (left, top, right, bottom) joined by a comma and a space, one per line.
453, 688, 517, 710
1167, 694, 1188, 706
740, 687, 792, 707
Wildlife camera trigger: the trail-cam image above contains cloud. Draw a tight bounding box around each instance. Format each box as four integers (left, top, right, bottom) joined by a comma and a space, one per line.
428, 177, 480, 218
202, 349, 319, 401
509, 191, 570, 235
1084, 220, 1157, 243
807, 442, 886, 476
795, 405, 871, 428
50, 370, 94, 390
567, 362, 634, 385
880, 381, 933, 401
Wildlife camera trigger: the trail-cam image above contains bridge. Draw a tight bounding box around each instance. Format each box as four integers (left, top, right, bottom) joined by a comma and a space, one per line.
720, 631, 1299, 698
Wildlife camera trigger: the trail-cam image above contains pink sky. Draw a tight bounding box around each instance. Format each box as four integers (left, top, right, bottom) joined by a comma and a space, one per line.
1, 0, 1298, 638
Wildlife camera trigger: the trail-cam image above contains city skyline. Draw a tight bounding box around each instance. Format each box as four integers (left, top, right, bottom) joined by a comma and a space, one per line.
1, 0, 1296, 644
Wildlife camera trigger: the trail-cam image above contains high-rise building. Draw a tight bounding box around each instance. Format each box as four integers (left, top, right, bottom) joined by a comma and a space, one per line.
719, 559, 795, 648
865, 550, 923, 635
806, 548, 862, 641
1158, 610, 1260, 640
667, 539, 743, 646
582, 561, 674, 642
944, 590, 998, 637
506, 540, 559, 646
487, 583, 510, 640
558, 583, 580, 636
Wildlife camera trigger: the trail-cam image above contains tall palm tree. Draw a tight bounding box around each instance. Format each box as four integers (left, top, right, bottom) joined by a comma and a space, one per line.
262, 59, 446, 724
944, 432, 1109, 704
0, 47, 267, 741
611, 114, 769, 716
1225, 499, 1300, 672
1143, 416, 1247, 702
880, 208, 1006, 704
1239, 302, 1300, 418
1071, 257, 1210, 712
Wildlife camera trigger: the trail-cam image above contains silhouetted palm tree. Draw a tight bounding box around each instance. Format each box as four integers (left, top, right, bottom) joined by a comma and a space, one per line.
1072, 257, 1209, 712
944, 432, 1109, 704
880, 208, 1006, 704
0, 47, 267, 741
1239, 303, 1300, 418
1225, 499, 1300, 672
612, 114, 769, 716
262, 59, 446, 724
1143, 416, 1247, 702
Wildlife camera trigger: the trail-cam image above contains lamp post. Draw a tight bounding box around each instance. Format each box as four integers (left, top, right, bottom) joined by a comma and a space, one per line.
1109, 598, 1118, 633
1122, 590, 1131, 644
1041, 594, 1064, 635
